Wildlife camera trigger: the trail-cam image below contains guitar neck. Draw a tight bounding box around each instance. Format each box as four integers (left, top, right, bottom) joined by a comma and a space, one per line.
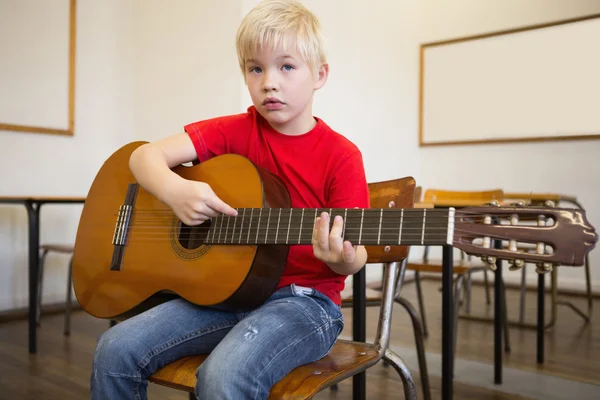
204, 208, 453, 246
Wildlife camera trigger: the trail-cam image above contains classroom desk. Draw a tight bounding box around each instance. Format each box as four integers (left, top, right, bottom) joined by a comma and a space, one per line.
0, 196, 86, 354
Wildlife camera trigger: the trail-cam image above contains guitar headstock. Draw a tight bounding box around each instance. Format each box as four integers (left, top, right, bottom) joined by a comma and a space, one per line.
453, 205, 597, 272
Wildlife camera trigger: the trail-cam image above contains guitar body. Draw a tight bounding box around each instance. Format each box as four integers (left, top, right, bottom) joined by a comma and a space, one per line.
72, 142, 290, 319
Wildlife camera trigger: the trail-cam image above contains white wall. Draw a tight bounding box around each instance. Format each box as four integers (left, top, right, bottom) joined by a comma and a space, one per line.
418, 0, 600, 293
132, 0, 243, 142
0, 0, 136, 311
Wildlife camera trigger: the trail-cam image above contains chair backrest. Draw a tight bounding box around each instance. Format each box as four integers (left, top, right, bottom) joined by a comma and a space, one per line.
423, 188, 503, 204
365, 177, 416, 264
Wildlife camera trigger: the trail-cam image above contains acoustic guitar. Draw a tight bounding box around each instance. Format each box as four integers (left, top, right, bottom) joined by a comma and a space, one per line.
72, 142, 598, 319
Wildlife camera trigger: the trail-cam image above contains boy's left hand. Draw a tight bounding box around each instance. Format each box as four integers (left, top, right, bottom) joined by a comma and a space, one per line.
312, 212, 356, 267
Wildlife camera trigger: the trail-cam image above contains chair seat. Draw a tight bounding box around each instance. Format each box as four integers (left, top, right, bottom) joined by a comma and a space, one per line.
40, 244, 74, 254
149, 339, 379, 399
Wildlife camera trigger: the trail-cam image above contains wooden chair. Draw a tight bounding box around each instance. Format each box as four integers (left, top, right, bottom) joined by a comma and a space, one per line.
407, 189, 511, 367
36, 244, 75, 335
148, 176, 419, 399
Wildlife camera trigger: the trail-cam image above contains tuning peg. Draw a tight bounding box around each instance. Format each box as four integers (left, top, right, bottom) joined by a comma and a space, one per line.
535, 262, 553, 274
482, 256, 497, 271
508, 259, 525, 271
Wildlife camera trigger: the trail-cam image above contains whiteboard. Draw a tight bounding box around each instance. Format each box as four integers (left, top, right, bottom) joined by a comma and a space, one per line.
419, 14, 600, 146
0, 0, 75, 136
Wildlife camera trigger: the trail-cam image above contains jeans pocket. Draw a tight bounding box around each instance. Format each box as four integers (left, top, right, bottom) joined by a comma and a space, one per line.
291, 284, 344, 325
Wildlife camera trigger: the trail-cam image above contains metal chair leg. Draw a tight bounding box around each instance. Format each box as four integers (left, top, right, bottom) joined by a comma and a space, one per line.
519, 265, 527, 324
36, 249, 49, 325
465, 271, 472, 313
64, 256, 73, 335
453, 275, 465, 377
383, 349, 417, 400
396, 297, 431, 400
414, 271, 428, 338
483, 268, 491, 305
501, 276, 511, 352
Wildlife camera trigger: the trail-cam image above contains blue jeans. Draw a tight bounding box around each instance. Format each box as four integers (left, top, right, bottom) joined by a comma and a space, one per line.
90, 284, 344, 399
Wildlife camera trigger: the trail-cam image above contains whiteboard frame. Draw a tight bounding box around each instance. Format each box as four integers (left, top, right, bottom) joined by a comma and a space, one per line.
0, 0, 77, 136
419, 13, 600, 147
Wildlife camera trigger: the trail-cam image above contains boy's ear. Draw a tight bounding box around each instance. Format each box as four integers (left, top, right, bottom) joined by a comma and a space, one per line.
314, 63, 329, 90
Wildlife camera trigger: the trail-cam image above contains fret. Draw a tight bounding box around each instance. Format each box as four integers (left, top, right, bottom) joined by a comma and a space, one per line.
298, 209, 304, 244
265, 208, 271, 243
238, 208, 245, 243
224, 215, 231, 243
246, 209, 254, 244
358, 209, 364, 243
398, 209, 404, 244
275, 209, 281, 243
377, 209, 383, 244
421, 209, 426, 245
309, 209, 316, 244
231, 213, 238, 243
218, 214, 225, 243
255, 209, 262, 244
286, 208, 292, 244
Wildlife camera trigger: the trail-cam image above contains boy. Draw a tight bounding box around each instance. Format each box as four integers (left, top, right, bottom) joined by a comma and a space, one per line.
91, 1, 370, 398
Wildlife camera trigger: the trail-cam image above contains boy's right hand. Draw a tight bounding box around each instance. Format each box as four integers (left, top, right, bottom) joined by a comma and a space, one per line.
163, 177, 238, 226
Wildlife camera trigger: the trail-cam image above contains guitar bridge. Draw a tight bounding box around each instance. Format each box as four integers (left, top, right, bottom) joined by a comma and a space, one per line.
110, 183, 139, 271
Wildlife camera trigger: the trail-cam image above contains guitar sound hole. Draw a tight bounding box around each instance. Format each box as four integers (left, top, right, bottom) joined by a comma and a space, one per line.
177, 220, 211, 250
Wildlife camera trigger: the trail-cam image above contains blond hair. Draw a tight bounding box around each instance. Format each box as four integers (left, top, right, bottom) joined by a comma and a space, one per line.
235, 0, 327, 76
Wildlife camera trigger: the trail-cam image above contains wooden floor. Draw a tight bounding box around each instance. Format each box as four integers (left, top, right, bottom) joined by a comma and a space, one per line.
0, 278, 597, 399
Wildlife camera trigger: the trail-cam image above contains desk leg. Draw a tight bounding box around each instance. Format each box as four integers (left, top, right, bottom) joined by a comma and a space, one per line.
25, 201, 41, 354
494, 258, 503, 384
352, 267, 366, 400
442, 246, 453, 400
537, 273, 545, 364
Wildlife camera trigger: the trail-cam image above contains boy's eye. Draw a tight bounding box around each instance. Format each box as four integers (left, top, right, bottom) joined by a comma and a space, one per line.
249, 66, 262, 73
282, 64, 294, 71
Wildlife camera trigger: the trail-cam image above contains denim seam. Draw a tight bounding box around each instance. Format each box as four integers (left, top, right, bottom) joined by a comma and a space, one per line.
250, 311, 338, 400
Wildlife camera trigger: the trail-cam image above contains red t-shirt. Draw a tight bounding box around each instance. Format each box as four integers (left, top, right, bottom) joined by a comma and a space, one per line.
184, 106, 370, 305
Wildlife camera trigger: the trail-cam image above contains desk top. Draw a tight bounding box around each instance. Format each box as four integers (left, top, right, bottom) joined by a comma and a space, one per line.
0, 196, 86, 204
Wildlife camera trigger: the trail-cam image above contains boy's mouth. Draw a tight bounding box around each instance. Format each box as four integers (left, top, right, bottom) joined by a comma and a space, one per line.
263, 97, 285, 110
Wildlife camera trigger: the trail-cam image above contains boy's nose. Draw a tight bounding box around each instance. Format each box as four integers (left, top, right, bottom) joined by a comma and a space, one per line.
262, 72, 279, 92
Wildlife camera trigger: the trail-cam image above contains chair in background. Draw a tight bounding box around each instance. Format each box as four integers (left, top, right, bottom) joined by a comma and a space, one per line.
406, 188, 511, 368
148, 176, 420, 399
36, 244, 75, 335
502, 192, 593, 330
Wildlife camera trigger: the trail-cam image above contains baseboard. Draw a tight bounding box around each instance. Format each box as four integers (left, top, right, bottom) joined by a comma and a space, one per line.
0, 301, 82, 323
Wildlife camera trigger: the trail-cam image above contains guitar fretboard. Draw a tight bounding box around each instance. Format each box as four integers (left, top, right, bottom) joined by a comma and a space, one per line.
203, 208, 452, 246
